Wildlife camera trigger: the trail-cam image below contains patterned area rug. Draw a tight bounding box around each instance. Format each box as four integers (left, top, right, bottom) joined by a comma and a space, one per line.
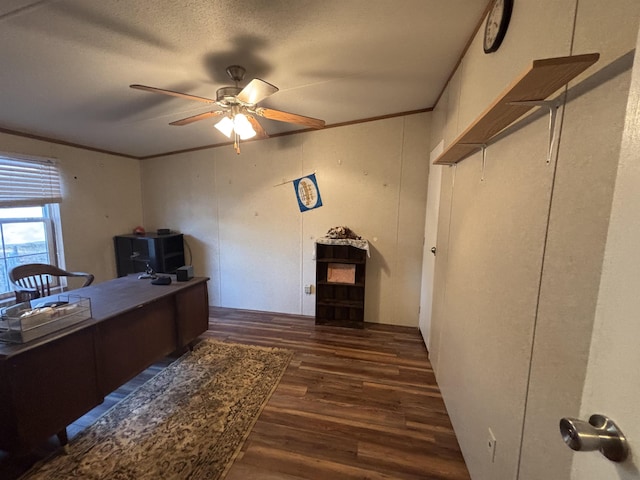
19, 340, 292, 480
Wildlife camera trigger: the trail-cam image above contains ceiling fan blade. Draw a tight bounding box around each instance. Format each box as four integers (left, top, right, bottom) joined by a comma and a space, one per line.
130, 84, 215, 104
247, 115, 269, 139
255, 107, 325, 129
169, 110, 225, 126
236, 79, 279, 105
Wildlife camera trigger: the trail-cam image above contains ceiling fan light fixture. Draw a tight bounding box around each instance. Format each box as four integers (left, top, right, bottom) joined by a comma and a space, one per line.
214, 116, 234, 138
214, 113, 256, 143
234, 113, 256, 140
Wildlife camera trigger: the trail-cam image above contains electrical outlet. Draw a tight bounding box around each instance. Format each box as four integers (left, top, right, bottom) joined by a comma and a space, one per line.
487, 428, 497, 463
304, 284, 313, 295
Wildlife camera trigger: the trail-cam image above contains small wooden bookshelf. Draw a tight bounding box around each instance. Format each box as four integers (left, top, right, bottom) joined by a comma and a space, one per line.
315, 243, 366, 328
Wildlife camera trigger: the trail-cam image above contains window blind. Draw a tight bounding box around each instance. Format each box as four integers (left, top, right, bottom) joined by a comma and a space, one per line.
0, 154, 62, 207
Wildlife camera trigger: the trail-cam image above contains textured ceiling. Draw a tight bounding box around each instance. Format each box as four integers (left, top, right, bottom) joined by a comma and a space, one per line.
0, 0, 487, 158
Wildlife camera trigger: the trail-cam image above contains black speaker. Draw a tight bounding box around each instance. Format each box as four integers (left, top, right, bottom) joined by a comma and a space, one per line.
176, 265, 194, 282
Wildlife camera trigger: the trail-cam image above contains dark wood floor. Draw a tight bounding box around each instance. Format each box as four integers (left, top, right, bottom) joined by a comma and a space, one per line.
0, 308, 470, 480
208, 308, 469, 480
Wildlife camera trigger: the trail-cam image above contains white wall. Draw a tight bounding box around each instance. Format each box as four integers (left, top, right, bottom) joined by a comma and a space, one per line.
571, 27, 640, 480
428, 0, 639, 479
0, 109, 431, 327
140, 113, 431, 326
0, 132, 143, 283
519, 1, 638, 478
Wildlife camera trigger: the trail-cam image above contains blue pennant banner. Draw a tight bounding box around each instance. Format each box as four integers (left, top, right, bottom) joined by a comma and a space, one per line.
293, 173, 323, 212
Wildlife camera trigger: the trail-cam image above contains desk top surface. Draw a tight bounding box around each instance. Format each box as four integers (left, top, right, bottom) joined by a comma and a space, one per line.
77, 275, 209, 321
0, 275, 209, 358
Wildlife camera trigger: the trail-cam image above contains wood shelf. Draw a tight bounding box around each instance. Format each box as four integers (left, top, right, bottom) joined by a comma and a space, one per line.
433, 53, 600, 166
317, 299, 364, 308
317, 281, 365, 287
315, 243, 366, 328
316, 258, 366, 264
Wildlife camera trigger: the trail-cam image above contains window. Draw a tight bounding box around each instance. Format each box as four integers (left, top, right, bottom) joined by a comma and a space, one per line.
0, 154, 63, 300
0, 206, 60, 298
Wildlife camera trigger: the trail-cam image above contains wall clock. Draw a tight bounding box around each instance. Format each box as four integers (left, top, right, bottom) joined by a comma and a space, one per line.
483, 0, 513, 53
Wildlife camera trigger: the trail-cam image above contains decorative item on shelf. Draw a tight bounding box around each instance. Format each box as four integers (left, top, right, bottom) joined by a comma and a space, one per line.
327, 263, 356, 284
133, 226, 145, 235
325, 226, 361, 240
315, 226, 370, 258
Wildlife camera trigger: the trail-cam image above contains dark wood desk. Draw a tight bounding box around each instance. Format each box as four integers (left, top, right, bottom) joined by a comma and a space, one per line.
0, 275, 209, 454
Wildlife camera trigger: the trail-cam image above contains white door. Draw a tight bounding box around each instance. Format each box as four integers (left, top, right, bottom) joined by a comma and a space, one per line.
418, 140, 444, 350
569, 30, 640, 479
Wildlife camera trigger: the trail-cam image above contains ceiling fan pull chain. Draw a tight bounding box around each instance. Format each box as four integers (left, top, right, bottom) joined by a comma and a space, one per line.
234, 133, 241, 155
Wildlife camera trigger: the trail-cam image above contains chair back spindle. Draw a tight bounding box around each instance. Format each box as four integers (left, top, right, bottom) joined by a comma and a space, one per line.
9, 264, 94, 303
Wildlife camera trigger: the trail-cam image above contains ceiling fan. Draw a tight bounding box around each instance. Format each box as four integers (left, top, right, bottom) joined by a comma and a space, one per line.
130, 65, 326, 154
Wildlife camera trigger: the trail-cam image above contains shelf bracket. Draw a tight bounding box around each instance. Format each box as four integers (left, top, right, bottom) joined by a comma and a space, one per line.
460, 143, 488, 181
508, 100, 561, 165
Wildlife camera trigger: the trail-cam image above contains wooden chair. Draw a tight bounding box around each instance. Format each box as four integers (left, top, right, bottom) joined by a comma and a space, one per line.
9, 263, 94, 303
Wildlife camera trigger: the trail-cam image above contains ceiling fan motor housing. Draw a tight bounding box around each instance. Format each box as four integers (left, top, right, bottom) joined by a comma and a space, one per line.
216, 86, 242, 107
